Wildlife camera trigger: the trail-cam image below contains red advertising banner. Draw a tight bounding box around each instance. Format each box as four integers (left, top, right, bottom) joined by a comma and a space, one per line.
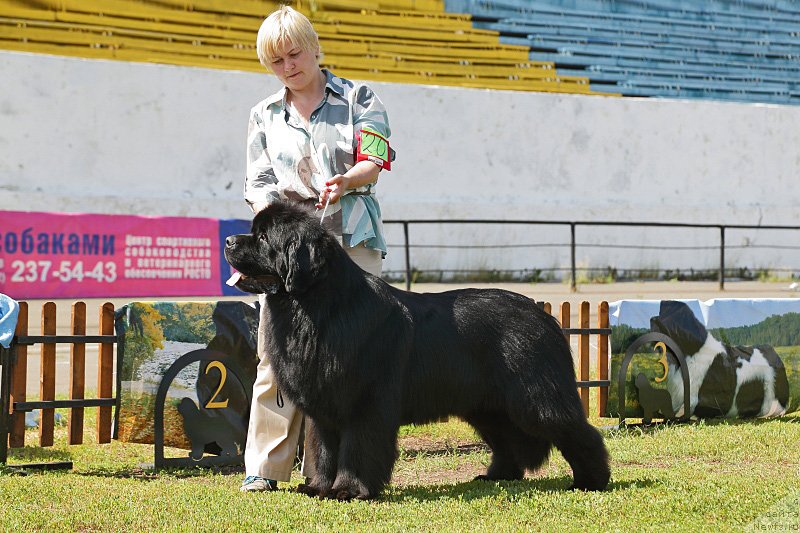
0, 211, 228, 299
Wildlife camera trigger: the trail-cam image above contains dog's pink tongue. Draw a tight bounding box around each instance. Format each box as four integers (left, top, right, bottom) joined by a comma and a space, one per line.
225, 271, 242, 287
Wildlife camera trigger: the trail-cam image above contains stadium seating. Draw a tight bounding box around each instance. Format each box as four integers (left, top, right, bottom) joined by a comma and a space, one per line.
0, 0, 609, 95
3, 0, 798, 101
445, 0, 800, 104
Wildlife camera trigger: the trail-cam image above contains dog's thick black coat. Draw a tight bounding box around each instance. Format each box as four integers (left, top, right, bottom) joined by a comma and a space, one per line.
224, 202, 610, 500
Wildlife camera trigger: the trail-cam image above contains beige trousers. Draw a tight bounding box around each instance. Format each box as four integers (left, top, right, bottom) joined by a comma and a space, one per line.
244, 243, 383, 481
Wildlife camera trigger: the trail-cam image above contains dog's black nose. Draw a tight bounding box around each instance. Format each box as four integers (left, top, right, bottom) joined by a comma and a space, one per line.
225, 235, 236, 247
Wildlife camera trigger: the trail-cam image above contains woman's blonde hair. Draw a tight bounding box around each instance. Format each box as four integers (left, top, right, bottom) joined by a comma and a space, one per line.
256, 6, 320, 69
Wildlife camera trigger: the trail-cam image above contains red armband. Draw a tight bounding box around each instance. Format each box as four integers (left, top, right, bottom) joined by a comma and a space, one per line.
356, 128, 391, 171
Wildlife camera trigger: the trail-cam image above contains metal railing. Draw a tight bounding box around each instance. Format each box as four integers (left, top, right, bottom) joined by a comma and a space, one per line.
384, 219, 800, 291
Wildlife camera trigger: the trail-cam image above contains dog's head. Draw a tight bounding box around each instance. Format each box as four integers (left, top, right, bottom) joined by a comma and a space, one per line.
649, 300, 708, 355
224, 202, 332, 295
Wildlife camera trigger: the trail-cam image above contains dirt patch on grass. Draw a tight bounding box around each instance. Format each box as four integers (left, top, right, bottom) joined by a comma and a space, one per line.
391, 436, 566, 487
399, 435, 487, 457
392, 458, 484, 487
391, 435, 489, 486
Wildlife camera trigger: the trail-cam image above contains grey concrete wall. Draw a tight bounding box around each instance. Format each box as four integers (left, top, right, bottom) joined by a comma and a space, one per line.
2, 51, 799, 277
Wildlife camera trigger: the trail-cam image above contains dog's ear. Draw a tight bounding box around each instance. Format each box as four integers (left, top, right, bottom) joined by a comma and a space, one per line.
283, 238, 326, 294
284, 240, 309, 294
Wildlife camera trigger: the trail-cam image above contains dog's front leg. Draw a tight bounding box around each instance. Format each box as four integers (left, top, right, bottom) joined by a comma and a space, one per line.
327, 409, 399, 501
297, 419, 339, 498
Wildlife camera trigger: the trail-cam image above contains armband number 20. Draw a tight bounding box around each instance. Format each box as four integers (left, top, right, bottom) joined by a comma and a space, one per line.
356, 129, 392, 171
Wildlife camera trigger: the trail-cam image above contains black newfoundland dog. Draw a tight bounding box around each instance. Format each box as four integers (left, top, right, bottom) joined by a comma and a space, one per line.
224, 202, 610, 500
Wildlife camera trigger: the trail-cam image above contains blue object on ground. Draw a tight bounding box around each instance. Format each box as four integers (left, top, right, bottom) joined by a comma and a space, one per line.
25, 410, 66, 428
0, 293, 20, 348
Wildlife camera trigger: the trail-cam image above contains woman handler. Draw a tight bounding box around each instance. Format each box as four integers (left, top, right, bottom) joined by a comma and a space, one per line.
240, 6, 393, 492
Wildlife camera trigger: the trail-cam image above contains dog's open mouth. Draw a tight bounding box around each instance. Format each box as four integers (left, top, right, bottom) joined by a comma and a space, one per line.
225, 271, 245, 287
226, 270, 283, 294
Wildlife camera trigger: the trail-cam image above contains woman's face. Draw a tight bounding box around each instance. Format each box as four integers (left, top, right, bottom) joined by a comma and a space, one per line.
269, 41, 320, 93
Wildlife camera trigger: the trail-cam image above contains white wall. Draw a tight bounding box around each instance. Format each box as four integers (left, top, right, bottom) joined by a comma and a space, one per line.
2, 51, 800, 278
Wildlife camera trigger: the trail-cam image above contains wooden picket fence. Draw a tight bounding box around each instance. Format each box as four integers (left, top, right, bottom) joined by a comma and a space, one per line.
1, 299, 611, 463
541, 300, 611, 418
0, 301, 117, 466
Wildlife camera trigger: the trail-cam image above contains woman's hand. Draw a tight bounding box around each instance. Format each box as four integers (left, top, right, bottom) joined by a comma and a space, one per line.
315, 161, 381, 208
316, 174, 349, 207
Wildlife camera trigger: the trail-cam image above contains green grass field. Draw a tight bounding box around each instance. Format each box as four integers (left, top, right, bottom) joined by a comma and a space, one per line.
2, 408, 799, 532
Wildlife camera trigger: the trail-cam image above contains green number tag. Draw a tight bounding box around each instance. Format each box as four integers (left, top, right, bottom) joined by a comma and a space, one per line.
356, 128, 392, 170
360, 130, 388, 159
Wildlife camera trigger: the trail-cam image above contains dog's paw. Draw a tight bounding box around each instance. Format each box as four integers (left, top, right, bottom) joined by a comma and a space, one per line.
473, 474, 491, 481
569, 478, 609, 492
324, 487, 371, 501
333, 488, 356, 501
296, 483, 323, 497
324, 480, 374, 501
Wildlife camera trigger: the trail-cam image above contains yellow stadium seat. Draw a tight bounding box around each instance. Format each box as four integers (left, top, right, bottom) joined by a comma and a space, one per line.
0, 0, 609, 95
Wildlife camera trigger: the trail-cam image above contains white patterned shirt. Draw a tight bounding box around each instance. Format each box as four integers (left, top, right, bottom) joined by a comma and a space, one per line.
244, 70, 392, 254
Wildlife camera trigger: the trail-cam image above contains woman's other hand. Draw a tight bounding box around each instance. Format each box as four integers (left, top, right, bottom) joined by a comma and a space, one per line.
316, 174, 349, 207
315, 161, 381, 208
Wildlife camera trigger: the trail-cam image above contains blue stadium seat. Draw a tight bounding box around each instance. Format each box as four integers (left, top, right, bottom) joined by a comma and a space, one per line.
445, 0, 800, 104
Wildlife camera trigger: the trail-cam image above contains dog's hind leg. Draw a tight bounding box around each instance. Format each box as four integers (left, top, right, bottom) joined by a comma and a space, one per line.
549, 420, 610, 491
465, 413, 526, 481
510, 430, 552, 473
504, 364, 610, 490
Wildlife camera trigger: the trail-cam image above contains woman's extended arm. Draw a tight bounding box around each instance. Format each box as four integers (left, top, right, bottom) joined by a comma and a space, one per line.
315, 160, 380, 207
